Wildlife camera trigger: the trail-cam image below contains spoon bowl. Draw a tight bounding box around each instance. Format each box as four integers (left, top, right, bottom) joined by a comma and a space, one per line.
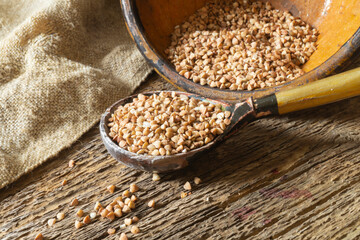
99, 91, 256, 172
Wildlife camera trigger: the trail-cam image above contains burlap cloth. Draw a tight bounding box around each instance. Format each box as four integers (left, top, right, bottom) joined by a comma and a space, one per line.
0, 0, 152, 189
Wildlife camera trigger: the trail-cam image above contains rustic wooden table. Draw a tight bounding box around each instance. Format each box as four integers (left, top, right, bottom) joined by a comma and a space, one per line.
1, 68, 360, 240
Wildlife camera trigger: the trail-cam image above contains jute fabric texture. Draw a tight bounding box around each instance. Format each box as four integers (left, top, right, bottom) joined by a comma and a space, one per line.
0, 0, 152, 189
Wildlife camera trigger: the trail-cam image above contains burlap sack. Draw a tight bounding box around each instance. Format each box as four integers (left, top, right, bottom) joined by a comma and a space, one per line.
0, 0, 152, 189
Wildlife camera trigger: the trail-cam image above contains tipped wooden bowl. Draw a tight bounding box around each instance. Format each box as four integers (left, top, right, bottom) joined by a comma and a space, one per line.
121, 0, 360, 101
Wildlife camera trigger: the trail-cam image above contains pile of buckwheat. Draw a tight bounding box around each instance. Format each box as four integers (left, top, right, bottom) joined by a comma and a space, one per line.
165, 0, 318, 90
108, 92, 231, 156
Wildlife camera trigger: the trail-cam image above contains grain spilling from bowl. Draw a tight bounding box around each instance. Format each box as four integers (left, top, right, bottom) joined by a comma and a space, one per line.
108, 92, 231, 156
165, 0, 318, 90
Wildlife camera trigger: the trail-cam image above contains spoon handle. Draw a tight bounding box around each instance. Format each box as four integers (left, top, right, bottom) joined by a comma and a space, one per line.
254, 67, 360, 116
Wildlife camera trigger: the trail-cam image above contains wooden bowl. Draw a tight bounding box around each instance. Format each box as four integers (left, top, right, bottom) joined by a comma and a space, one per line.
121, 0, 360, 101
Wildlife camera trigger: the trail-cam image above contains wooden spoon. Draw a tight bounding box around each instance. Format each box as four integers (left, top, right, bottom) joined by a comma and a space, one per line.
100, 67, 360, 172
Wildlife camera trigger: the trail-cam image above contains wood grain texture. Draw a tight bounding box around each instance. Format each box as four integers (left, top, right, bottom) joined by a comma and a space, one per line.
1, 70, 360, 240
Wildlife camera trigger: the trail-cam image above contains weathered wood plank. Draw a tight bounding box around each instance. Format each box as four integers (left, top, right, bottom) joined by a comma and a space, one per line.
1, 71, 360, 240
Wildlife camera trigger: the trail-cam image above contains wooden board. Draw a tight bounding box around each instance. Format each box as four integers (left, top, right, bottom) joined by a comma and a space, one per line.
1, 70, 360, 240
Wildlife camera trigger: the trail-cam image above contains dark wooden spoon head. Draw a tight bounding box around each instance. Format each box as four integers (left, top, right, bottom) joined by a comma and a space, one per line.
99, 91, 256, 172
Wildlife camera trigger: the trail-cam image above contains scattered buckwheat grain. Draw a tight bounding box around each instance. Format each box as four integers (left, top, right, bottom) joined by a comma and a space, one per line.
124, 218, 132, 226
194, 177, 202, 185
131, 194, 138, 202
70, 198, 79, 206
107, 185, 116, 194
118, 201, 125, 208
83, 215, 91, 224
68, 160, 75, 168
47, 218, 56, 227
106, 212, 115, 221
124, 198, 131, 205
101, 209, 109, 218
130, 183, 139, 193
56, 212, 65, 221
181, 191, 188, 198
184, 181, 192, 190
119, 233, 128, 240
122, 205, 131, 213
61, 180, 67, 186
90, 212, 97, 219
75, 220, 83, 229
148, 199, 155, 208
128, 200, 136, 209
114, 208, 123, 217
131, 225, 140, 234
165, 0, 318, 90
76, 209, 84, 217
152, 173, 161, 181
106, 205, 113, 212
94, 201, 102, 211
132, 216, 139, 223
122, 190, 131, 198
34, 233, 43, 240
108, 228, 116, 235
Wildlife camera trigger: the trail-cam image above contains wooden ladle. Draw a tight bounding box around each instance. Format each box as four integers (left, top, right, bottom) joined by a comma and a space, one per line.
100, 67, 360, 172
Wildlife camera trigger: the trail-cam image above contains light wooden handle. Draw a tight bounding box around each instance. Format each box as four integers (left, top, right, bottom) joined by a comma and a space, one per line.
276, 67, 360, 114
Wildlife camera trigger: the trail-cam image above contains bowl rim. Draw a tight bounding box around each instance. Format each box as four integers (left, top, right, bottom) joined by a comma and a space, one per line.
121, 0, 360, 101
